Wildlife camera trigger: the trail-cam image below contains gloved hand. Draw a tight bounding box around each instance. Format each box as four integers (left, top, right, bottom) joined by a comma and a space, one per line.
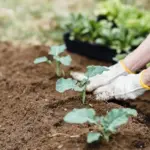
71, 62, 130, 92
94, 73, 147, 101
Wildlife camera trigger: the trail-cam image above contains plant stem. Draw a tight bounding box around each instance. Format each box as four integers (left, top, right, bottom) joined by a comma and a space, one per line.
56, 61, 61, 77
82, 88, 86, 104
62, 69, 65, 77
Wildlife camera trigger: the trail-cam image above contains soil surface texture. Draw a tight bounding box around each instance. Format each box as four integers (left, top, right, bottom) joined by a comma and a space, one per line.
0, 42, 150, 150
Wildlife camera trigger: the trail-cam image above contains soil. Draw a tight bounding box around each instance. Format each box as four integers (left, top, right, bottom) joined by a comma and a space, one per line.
0, 42, 150, 150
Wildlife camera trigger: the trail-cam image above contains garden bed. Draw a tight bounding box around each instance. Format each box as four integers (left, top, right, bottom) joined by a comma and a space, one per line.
0, 42, 150, 150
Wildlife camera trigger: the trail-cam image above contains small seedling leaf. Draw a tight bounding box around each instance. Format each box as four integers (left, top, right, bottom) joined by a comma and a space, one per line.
100, 108, 137, 133
85, 66, 109, 78
49, 45, 66, 56
34, 56, 51, 64
64, 108, 96, 124
56, 78, 83, 93
56, 78, 77, 93
74, 86, 85, 92
87, 132, 102, 143
57, 55, 72, 66
95, 116, 103, 124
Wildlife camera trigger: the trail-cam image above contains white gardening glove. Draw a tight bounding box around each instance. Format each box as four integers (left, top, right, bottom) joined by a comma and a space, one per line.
71, 62, 129, 92
94, 73, 147, 101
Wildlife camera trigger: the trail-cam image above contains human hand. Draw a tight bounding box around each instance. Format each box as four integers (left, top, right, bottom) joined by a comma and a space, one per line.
71, 62, 129, 92
94, 73, 147, 101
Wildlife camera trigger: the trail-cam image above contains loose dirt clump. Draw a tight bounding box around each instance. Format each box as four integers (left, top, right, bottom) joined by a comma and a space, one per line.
0, 42, 150, 150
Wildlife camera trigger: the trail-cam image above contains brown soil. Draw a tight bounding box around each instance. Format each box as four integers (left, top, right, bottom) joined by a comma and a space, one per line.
0, 42, 150, 150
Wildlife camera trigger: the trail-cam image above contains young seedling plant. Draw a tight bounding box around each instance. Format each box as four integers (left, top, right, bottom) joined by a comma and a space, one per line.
56, 65, 108, 104
64, 108, 137, 143
34, 45, 72, 77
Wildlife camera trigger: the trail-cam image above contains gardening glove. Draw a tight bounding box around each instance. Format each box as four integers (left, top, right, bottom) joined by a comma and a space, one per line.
71, 60, 133, 92
94, 71, 149, 101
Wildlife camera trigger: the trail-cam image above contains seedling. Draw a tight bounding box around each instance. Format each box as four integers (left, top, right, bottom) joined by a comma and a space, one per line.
56, 65, 108, 104
64, 108, 137, 143
34, 45, 72, 77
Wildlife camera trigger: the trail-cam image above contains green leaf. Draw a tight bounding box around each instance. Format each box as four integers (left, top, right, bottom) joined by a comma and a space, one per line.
100, 108, 137, 133
56, 78, 83, 93
146, 62, 150, 68
113, 53, 127, 62
56, 78, 77, 93
95, 116, 103, 123
85, 66, 109, 78
64, 108, 96, 124
49, 45, 66, 56
34, 56, 51, 64
74, 85, 85, 92
131, 37, 144, 46
87, 132, 102, 143
57, 55, 72, 66
95, 38, 106, 44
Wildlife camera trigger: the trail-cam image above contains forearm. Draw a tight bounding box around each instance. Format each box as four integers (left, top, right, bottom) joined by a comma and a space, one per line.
124, 34, 150, 72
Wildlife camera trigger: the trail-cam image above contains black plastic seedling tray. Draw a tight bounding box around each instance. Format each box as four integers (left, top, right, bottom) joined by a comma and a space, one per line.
64, 32, 116, 62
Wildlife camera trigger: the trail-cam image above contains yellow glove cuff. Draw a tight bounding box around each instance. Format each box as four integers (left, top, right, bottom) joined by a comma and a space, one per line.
120, 60, 135, 74
140, 70, 150, 90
